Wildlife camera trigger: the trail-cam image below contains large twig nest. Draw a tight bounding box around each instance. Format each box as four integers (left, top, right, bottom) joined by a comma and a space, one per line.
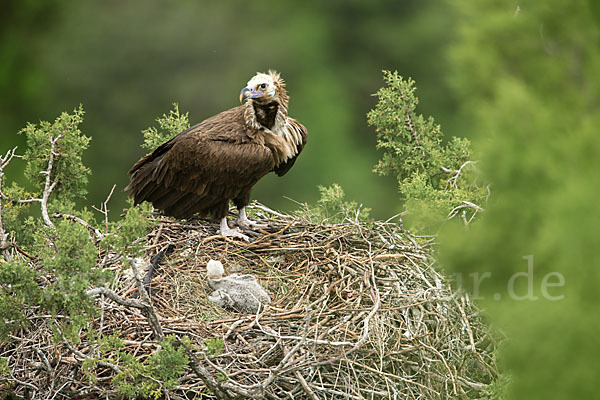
2, 204, 499, 399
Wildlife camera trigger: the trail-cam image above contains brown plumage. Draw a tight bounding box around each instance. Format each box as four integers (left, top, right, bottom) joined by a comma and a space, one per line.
126, 71, 307, 239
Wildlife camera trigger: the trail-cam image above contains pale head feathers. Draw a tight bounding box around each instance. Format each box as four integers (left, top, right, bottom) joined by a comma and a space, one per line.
244, 70, 289, 109
206, 259, 224, 280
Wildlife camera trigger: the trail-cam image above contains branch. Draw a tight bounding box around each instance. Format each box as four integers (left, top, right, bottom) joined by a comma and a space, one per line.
176, 339, 236, 400
129, 258, 164, 340
53, 212, 104, 242
447, 201, 485, 225
247, 203, 289, 218
92, 184, 116, 234
177, 336, 273, 399
0, 147, 19, 171
39, 134, 63, 228
86, 287, 147, 310
0, 146, 19, 260
441, 160, 478, 190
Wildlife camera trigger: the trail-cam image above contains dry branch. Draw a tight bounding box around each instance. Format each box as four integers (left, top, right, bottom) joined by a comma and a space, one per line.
0, 147, 19, 261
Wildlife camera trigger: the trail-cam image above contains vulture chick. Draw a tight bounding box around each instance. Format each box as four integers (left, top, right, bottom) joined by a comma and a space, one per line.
206, 260, 271, 314
126, 71, 307, 240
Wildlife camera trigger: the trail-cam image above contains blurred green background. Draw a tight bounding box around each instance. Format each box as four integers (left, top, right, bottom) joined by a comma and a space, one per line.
0, 0, 459, 219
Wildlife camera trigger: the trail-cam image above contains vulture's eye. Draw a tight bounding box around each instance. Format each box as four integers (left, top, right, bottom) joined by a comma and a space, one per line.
260, 83, 267, 90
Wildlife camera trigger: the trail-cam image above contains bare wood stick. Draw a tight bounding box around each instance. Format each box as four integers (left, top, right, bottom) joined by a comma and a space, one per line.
247, 203, 289, 218
53, 212, 104, 242
92, 184, 116, 234
129, 258, 164, 340
40, 134, 63, 227
295, 370, 319, 400
87, 287, 146, 309
0, 146, 19, 260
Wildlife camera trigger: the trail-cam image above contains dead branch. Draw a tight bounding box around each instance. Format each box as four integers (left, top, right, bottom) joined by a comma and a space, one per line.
128, 257, 165, 341
0, 147, 19, 260
14, 135, 63, 228
39, 134, 63, 228
86, 286, 146, 310
53, 212, 104, 242
92, 184, 116, 235
441, 160, 478, 191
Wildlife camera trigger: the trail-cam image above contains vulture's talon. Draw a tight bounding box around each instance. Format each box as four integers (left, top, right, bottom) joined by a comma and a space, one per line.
236, 207, 268, 229
219, 217, 249, 241
236, 218, 268, 229
219, 226, 250, 241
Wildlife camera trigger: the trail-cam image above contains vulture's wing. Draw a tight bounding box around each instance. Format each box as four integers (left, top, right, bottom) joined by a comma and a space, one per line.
274, 117, 308, 177
128, 109, 274, 216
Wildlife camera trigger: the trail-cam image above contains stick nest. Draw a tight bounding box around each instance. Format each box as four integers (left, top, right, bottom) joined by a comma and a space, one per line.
2, 204, 499, 399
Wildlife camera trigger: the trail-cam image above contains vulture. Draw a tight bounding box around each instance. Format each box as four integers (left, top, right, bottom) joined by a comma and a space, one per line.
126, 71, 307, 240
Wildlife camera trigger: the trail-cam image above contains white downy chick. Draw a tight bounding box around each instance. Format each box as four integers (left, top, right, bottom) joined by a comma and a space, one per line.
206, 260, 271, 313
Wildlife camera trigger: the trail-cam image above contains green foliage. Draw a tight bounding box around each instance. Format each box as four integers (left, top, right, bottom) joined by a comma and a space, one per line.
112, 335, 189, 398
0, 260, 41, 340
368, 71, 487, 231
20, 105, 90, 201
0, 108, 152, 342
81, 357, 99, 385
204, 338, 224, 357
151, 337, 189, 384
101, 199, 154, 257
40, 219, 108, 339
99, 331, 126, 353
441, 1, 600, 398
0, 107, 111, 341
141, 103, 190, 151
2, 107, 92, 249
304, 184, 371, 224
0, 356, 9, 376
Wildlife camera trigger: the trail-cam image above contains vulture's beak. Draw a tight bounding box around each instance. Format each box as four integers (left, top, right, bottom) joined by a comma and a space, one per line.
239, 87, 264, 103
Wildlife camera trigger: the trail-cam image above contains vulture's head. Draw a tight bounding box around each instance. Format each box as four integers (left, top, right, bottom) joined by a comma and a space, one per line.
240, 70, 289, 108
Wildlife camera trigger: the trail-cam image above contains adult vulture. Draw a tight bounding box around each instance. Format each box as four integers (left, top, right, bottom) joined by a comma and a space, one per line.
126, 71, 307, 240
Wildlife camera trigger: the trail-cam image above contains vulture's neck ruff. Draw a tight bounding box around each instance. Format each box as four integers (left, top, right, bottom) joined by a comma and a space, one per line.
253, 101, 279, 130
243, 75, 302, 167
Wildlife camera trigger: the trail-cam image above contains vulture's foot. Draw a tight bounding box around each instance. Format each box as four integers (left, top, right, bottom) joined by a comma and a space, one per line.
219, 218, 249, 241
235, 207, 267, 229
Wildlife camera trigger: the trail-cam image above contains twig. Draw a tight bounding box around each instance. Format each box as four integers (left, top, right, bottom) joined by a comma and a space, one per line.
8, 375, 39, 391
447, 200, 484, 222
441, 160, 478, 190
247, 203, 289, 218
295, 370, 319, 400
176, 338, 262, 399
0, 146, 19, 260
92, 184, 116, 234
129, 257, 164, 340
86, 287, 147, 310
13, 135, 63, 228
53, 212, 104, 242
40, 134, 63, 227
